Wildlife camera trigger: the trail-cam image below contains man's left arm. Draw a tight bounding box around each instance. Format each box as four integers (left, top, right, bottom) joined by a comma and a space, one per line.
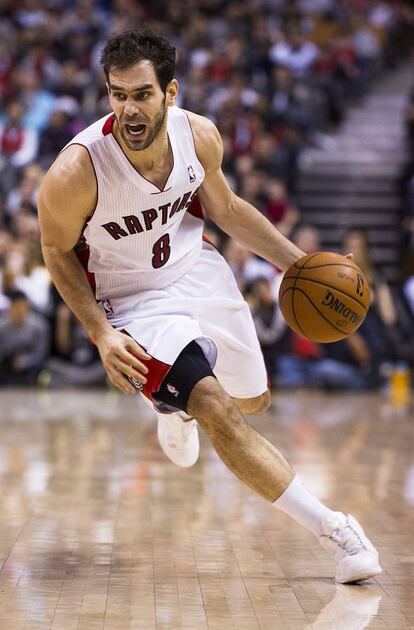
189, 112, 305, 272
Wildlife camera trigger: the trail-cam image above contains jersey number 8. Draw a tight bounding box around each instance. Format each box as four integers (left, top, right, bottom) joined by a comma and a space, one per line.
152, 233, 171, 269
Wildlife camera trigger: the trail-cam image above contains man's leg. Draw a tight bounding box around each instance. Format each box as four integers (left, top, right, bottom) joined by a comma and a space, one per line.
187, 375, 382, 583
233, 390, 271, 415
188, 376, 293, 500
151, 340, 216, 468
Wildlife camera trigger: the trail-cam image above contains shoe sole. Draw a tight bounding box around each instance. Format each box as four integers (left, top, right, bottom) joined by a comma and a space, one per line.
157, 438, 200, 468
157, 423, 200, 468
337, 566, 382, 584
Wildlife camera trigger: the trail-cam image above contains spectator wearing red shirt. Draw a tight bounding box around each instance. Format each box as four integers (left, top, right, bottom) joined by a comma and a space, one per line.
264, 179, 299, 237
0, 100, 38, 196
0, 101, 38, 168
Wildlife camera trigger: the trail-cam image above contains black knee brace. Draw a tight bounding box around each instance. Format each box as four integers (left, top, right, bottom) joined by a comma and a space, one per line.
153, 340, 215, 413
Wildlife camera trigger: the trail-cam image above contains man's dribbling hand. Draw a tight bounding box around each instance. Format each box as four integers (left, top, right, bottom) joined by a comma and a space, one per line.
95, 329, 151, 395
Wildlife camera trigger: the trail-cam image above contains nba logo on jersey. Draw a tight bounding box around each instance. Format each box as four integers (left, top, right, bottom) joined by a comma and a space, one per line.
188, 165, 196, 183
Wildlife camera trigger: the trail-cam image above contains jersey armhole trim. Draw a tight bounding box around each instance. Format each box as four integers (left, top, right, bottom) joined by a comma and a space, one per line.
102, 113, 116, 135
183, 111, 205, 178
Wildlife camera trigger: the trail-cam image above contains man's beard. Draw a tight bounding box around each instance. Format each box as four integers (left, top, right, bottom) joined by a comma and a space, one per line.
120, 97, 167, 151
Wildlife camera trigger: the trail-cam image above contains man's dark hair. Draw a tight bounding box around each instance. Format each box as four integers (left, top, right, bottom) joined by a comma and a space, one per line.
100, 30, 176, 93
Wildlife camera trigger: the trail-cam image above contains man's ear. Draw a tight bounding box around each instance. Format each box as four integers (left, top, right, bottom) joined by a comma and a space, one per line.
166, 79, 179, 106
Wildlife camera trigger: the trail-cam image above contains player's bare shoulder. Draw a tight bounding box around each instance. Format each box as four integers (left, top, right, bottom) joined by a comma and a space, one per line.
38, 145, 97, 251
39, 145, 97, 219
185, 110, 223, 174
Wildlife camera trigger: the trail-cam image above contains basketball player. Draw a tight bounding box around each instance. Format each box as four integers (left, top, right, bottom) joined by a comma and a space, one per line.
38, 31, 381, 584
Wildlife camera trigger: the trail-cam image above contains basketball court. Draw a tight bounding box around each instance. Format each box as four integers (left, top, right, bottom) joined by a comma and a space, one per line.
0, 388, 411, 629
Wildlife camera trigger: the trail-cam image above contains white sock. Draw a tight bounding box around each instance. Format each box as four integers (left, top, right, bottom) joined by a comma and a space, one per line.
273, 475, 337, 537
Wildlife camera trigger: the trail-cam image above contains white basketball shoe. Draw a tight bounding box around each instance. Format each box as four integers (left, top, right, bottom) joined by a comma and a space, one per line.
319, 512, 382, 583
157, 412, 200, 468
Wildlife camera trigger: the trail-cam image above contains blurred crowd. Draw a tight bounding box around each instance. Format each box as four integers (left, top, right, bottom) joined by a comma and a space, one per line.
1, 0, 414, 390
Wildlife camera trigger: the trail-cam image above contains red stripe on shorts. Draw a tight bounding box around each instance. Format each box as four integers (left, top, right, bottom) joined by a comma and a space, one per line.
121, 330, 171, 400
141, 355, 171, 399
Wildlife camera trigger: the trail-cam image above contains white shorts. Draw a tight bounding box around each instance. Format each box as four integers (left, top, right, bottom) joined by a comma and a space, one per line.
102, 241, 268, 400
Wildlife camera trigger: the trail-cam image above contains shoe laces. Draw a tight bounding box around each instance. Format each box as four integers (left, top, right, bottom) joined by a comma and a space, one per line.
330, 524, 365, 556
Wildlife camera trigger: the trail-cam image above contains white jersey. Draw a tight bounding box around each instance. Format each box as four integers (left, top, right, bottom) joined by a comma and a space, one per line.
65, 106, 205, 301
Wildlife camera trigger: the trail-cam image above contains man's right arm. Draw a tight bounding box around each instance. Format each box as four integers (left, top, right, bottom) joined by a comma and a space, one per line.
38, 145, 150, 394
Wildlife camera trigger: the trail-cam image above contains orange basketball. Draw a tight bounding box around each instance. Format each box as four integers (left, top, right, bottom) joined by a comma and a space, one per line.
279, 252, 370, 343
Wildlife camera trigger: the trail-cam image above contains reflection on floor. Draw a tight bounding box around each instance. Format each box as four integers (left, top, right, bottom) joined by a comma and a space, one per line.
0, 388, 412, 629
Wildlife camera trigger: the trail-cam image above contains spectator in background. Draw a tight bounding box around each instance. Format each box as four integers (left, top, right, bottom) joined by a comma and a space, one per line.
292, 224, 321, 254
0, 229, 12, 262
15, 68, 56, 133
0, 100, 38, 169
0, 100, 39, 196
238, 169, 266, 209
313, 37, 361, 126
206, 72, 259, 117
351, 12, 382, 81
2, 239, 51, 315
40, 302, 106, 388
264, 179, 299, 237
268, 64, 315, 141
51, 59, 88, 102
247, 276, 287, 382
269, 26, 319, 79
223, 239, 277, 292
38, 99, 83, 168
0, 228, 13, 310
404, 258, 414, 318
0, 40, 14, 102
5, 163, 43, 218
253, 131, 299, 192
277, 329, 376, 390
343, 228, 396, 328
0, 290, 49, 385
342, 228, 413, 364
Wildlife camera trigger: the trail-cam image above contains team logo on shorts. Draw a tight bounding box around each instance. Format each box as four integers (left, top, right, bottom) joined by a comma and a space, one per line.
129, 375, 143, 391
188, 165, 196, 183
166, 383, 180, 397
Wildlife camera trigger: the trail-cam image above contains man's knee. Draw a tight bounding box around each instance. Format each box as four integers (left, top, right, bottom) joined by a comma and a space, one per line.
235, 390, 271, 415
188, 376, 243, 436
188, 376, 234, 419
154, 340, 215, 413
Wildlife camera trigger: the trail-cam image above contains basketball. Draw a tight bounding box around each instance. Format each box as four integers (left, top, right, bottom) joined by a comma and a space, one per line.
279, 252, 370, 343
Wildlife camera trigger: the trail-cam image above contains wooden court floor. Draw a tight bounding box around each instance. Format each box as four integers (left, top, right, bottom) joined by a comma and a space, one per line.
0, 388, 412, 629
